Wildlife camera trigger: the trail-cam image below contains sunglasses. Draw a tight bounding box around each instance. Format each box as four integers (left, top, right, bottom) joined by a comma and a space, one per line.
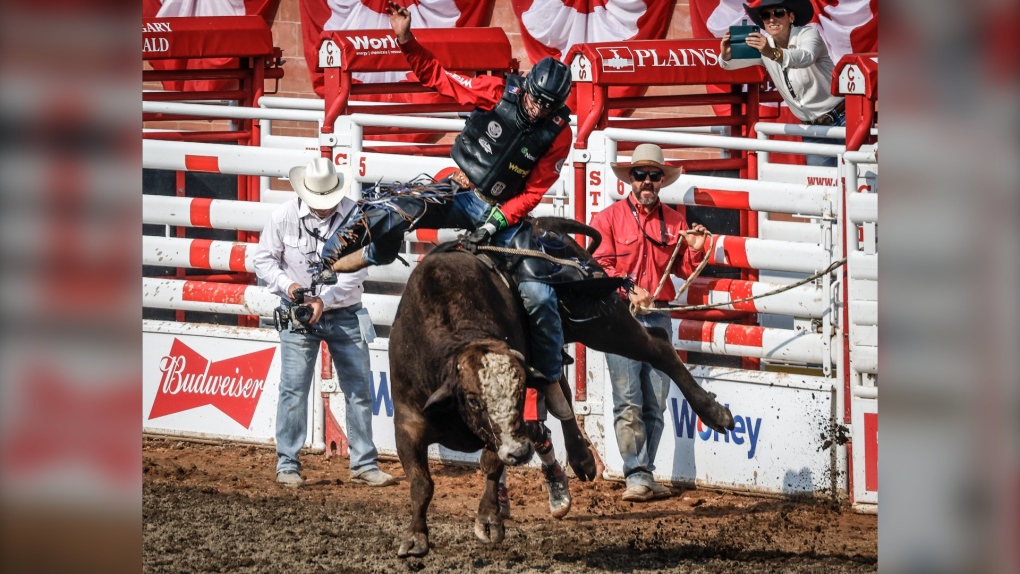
631, 169, 663, 182
760, 7, 789, 20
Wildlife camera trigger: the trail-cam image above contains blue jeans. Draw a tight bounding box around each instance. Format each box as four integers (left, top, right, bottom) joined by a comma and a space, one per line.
606, 311, 673, 487
366, 191, 564, 381
277, 303, 379, 475
518, 280, 564, 382
364, 190, 519, 265
804, 110, 846, 168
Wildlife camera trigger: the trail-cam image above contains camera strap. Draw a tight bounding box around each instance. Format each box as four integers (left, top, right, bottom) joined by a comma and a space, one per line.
626, 197, 669, 247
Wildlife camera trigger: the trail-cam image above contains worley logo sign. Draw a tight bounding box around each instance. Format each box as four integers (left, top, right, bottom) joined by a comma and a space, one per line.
670, 398, 763, 459
148, 338, 276, 429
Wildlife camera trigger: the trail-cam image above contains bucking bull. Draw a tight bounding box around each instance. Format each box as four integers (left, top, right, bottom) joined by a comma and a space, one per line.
387, 217, 735, 557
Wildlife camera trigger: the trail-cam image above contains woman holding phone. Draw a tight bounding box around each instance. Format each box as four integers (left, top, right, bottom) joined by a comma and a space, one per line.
719, 0, 845, 167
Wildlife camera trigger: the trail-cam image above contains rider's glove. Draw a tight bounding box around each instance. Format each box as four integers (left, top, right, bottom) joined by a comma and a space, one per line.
482, 205, 509, 231
463, 223, 497, 253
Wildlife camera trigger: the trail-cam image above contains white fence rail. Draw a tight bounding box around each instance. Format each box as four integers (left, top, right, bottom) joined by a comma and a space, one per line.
144, 97, 877, 503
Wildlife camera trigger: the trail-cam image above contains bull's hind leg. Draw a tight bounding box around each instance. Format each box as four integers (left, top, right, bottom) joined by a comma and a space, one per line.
554, 377, 599, 481
568, 305, 735, 433
474, 450, 506, 544
394, 410, 433, 558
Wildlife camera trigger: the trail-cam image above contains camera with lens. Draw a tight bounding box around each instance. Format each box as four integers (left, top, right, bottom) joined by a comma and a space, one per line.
273, 264, 338, 333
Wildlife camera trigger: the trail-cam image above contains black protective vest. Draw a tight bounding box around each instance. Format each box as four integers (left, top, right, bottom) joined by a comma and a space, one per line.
451, 75, 570, 202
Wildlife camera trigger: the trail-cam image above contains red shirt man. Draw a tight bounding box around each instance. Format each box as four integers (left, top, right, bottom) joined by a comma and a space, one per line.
591, 144, 708, 307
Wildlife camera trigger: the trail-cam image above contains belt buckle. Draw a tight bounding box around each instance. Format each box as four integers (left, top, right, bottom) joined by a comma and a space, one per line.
472, 187, 496, 205
814, 113, 834, 126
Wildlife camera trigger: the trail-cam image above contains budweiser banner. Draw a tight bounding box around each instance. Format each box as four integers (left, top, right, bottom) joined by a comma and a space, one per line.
143, 332, 285, 442
142, 0, 281, 92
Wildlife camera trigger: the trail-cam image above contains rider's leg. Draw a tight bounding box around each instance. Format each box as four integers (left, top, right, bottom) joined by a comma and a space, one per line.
517, 281, 564, 384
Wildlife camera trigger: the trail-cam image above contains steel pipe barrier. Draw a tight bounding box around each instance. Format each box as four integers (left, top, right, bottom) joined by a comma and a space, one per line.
144, 236, 254, 272
143, 195, 275, 232
143, 278, 400, 326
672, 319, 828, 364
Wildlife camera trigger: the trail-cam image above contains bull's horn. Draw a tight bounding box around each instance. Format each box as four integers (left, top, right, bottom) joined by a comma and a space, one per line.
509, 349, 525, 362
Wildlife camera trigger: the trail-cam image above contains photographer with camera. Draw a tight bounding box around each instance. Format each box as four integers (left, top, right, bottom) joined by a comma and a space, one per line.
253, 157, 395, 489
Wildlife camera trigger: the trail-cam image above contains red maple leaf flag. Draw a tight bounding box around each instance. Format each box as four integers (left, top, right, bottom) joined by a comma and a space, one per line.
143, 0, 281, 92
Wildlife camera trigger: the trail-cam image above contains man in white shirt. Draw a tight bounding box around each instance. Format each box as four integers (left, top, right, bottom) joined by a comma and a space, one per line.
253, 158, 395, 488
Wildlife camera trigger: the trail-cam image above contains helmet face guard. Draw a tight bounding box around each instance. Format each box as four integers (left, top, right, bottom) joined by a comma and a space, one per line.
516, 57, 571, 127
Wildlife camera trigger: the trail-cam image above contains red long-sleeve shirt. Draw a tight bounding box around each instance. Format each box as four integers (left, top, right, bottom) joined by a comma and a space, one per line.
400, 36, 572, 226
590, 198, 705, 302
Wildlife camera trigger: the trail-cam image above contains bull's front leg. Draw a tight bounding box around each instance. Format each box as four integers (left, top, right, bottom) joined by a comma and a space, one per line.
567, 303, 735, 433
474, 449, 506, 545
395, 411, 433, 558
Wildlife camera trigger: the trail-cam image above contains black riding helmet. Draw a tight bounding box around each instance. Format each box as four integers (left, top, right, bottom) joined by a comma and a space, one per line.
517, 57, 571, 127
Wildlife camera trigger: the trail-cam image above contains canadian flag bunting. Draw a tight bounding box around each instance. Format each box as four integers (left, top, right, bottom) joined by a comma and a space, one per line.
690, 0, 878, 163
142, 0, 281, 92
512, 0, 677, 110
301, 0, 497, 97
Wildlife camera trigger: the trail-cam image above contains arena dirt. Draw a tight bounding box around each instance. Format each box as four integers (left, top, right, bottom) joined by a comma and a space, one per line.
143, 437, 876, 573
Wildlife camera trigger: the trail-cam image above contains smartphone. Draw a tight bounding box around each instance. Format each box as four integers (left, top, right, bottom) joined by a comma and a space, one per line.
729, 24, 761, 60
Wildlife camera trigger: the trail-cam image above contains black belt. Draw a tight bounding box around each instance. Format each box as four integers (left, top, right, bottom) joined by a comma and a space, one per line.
651, 300, 672, 309
807, 100, 846, 126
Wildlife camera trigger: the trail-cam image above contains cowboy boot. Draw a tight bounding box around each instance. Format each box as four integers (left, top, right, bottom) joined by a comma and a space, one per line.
331, 247, 370, 273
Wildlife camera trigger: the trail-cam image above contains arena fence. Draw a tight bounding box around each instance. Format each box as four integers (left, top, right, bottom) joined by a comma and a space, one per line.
141, 24, 878, 512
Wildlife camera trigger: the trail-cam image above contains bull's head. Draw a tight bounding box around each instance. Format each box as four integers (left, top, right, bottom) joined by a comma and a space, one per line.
423, 340, 534, 466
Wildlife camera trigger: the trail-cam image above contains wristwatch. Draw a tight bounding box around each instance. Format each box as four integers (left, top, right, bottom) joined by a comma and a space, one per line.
771, 47, 783, 62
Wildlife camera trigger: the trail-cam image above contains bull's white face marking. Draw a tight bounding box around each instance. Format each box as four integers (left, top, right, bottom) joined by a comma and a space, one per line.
477, 352, 527, 461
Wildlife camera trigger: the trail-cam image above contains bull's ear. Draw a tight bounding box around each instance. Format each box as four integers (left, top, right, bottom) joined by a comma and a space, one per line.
423, 384, 457, 418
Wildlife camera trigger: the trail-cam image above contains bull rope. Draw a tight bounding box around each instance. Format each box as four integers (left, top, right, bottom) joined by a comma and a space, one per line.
637, 256, 847, 314
476, 245, 589, 273
634, 231, 715, 316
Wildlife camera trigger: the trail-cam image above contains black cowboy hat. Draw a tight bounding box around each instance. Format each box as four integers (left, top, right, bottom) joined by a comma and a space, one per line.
743, 0, 815, 27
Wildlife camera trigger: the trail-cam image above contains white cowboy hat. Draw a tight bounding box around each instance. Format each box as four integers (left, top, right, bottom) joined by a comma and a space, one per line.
288, 158, 354, 210
610, 144, 683, 187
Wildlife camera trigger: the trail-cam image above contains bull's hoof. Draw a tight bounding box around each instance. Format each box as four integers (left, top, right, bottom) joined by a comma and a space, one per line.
566, 444, 598, 482
699, 393, 736, 433
474, 513, 505, 544
397, 532, 430, 558
562, 429, 598, 482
